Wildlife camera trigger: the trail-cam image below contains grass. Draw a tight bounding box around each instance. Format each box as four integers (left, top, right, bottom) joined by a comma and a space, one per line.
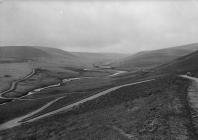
2, 68, 113, 99
63, 67, 114, 77
0, 62, 32, 92
0, 99, 12, 104
80, 70, 112, 77
3, 69, 62, 98
60, 77, 112, 92
24, 77, 113, 99
0, 97, 55, 124
1, 75, 196, 140
23, 85, 113, 121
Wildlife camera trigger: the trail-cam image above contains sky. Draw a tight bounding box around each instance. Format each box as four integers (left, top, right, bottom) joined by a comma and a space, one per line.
1, 0, 198, 53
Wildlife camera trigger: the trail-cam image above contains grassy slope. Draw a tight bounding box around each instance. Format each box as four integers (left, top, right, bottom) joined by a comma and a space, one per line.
1, 75, 196, 140
2, 68, 78, 98
0, 62, 32, 92
0, 70, 114, 124
117, 50, 198, 85
0, 46, 129, 69
24, 77, 113, 99
153, 50, 198, 76
0, 46, 86, 71
113, 43, 198, 70
22, 86, 113, 121
0, 97, 54, 124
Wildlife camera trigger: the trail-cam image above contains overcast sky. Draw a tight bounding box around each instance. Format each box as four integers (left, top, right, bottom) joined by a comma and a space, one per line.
1, 0, 198, 53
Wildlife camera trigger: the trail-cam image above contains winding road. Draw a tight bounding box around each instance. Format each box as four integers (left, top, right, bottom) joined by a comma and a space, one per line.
0, 78, 155, 131
0, 96, 64, 131
0, 63, 35, 99
180, 75, 198, 110
109, 70, 126, 77
180, 75, 198, 132
1, 70, 126, 101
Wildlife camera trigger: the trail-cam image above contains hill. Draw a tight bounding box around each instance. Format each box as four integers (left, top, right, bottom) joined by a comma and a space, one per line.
0, 46, 129, 70
72, 52, 129, 67
112, 43, 198, 71
0, 46, 50, 60
0, 46, 86, 72
154, 50, 198, 75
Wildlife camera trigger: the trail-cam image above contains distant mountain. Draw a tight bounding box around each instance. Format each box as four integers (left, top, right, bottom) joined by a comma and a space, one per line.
0, 46, 129, 70
0, 46, 85, 70
112, 43, 198, 71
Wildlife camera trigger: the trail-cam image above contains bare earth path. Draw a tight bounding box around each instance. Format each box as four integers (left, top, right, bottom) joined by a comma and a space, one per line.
181, 75, 198, 134
0, 78, 155, 131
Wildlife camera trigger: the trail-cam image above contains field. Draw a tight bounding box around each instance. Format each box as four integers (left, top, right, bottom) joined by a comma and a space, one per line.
2, 68, 97, 98
0, 62, 32, 92
22, 75, 113, 100
0, 75, 196, 140
0, 68, 114, 125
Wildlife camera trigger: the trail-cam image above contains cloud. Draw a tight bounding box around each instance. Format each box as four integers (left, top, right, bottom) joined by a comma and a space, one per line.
1, 0, 198, 53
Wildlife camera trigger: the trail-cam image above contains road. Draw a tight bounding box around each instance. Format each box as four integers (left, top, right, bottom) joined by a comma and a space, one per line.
0, 64, 35, 99
0, 78, 155, 131
109, 70, 126, 77
0, 96, 64, 131
180, 75, 198, 132
0, 69, 125, 104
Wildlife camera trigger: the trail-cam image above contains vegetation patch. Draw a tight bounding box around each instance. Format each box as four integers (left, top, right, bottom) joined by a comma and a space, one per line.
0, 97, 54, 124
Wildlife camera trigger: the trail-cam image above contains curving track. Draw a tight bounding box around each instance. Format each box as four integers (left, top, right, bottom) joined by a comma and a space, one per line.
0, 78, 155, 131
0, 63, 35, 100
180, 75, 198, 132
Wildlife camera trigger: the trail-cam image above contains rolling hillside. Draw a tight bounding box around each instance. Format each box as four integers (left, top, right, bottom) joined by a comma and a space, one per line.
0, 46, 50, 60
0, 46, 129, 70
112, 43, 198, 71
154, 50, 198, 75
71, 52, 129, 67
0, 46, 86, 72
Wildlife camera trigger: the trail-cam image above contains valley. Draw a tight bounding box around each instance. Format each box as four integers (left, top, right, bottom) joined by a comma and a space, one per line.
2, 0, 198, 139
0, 45, 198, 140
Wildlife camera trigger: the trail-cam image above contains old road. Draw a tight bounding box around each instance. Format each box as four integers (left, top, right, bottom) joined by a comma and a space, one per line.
181, 75, 198, 133
0, 64, 35, 99
0, 78, 155, 131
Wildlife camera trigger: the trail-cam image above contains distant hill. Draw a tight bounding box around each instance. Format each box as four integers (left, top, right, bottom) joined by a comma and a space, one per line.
0, 46, 129, 70
154, 50, 198, 74
112, 43, 198, 71
0, 46, 87, 71
0, 46, 50, 59
72, 52, 129, 67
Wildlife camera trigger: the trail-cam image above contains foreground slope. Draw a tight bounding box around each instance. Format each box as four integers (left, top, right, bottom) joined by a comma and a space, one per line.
113, 43, 198, 70
1, 75, 196, 139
